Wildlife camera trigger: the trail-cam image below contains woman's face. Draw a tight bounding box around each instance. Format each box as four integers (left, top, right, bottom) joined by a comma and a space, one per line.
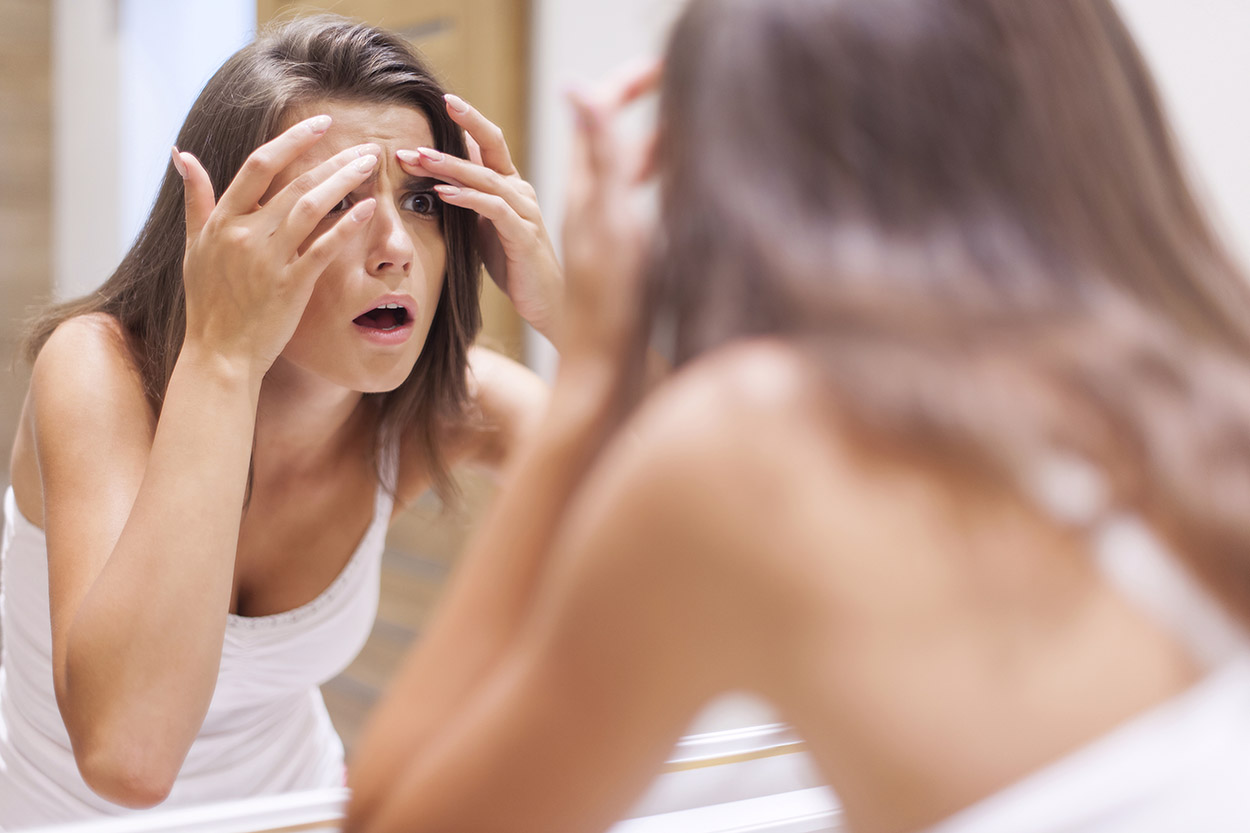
267, 98, 448, 394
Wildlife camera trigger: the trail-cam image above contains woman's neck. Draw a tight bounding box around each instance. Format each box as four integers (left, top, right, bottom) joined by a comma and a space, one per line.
253, 359, 374, 480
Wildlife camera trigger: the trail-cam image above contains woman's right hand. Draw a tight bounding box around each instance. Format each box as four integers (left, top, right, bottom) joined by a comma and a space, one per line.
173, 115, 379, 380
561, 61, 662, 359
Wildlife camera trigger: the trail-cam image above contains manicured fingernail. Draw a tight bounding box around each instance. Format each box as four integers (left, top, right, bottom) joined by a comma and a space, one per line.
434, 184, 460, 197
396, 149, 421, 165
444, 93, 469, 114
418, 147, 444, 163
170, 146, 188, 179
350, 199, 376, 221
353, 154, 378, 172
307, 115, 332, 134
355, 143, 381, 157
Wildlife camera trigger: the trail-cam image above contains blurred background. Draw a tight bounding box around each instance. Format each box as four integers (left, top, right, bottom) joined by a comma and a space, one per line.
1, 0, 1249, 751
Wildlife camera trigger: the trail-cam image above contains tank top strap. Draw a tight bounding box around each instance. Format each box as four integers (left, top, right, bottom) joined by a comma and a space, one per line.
1026, 453, 1249, 669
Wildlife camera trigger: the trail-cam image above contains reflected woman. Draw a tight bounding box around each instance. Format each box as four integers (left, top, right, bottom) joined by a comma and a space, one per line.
0, 14, 560, 827
348, 1, 1250, 831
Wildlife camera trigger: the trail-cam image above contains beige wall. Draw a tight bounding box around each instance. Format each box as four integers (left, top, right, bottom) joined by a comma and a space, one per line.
0, 1, 53, 483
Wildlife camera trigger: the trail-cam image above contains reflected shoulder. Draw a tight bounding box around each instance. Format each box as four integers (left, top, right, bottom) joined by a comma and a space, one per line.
461, 345, 549, 471
30, 313, 153, 429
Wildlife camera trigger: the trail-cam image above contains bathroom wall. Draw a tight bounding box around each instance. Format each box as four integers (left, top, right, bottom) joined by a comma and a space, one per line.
0, 0, 52, 486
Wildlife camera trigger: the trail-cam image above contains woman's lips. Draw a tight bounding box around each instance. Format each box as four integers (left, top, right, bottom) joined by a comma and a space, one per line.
353, 317, 415, 345
352, 296, 417, 344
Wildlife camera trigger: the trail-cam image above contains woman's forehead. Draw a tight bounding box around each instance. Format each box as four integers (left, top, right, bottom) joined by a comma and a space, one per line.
266, 99, 435, 191
281, 99, 435, 158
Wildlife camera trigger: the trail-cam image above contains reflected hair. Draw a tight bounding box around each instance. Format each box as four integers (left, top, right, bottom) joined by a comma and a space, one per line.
643, 0, 1250, 620
25, 14, 482, 498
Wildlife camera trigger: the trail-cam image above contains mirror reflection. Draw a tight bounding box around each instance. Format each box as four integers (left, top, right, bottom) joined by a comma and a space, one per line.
3, 1, 1250, 832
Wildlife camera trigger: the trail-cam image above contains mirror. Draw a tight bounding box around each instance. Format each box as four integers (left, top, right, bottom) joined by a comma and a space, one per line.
0, 2, 828, 830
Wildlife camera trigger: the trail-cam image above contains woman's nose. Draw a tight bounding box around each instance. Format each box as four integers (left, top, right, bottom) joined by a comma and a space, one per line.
367, 205, 413, 276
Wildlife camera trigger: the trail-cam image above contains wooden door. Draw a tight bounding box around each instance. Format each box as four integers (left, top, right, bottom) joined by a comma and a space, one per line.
0, 1, 52, 487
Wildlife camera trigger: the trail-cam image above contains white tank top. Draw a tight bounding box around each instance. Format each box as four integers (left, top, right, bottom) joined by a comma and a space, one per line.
0, 473, 394, 829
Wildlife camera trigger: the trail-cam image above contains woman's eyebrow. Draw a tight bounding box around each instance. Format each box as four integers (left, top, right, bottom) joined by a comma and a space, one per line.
400, 174, 440, 191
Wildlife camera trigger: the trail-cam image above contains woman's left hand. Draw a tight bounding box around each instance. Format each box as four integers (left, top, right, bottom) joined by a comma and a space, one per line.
398, 95, 563, 346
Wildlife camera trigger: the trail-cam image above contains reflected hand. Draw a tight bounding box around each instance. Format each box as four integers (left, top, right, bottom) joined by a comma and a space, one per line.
563, 59, 663, 357
397, 95, 564, 346
175, 115, 378, 378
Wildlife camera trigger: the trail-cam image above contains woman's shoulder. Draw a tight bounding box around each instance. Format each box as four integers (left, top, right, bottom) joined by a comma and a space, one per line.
626, 339, 829, 469
602, 339, 976, 572
393, 346, 548, 500
14, 313, 153, 522
30, 312, 152, 426
542, 342, 845, 685
583, 341, 832, 554
34, 312, 142, 378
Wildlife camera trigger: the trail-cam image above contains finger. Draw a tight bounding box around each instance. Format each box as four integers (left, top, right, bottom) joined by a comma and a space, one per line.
215, 114, 333, 216
632, 127, 660, 184
272, 152, 379, 251
564, 91, 598, 213
595, 57, 663, 112
293, 198, 376, 281
175, 148, 216, 241
443, 93, 517, 176
433, 185, 533, 246
567, 88, 617, 186
261, 142, 381, 228
397, 148, 539, 222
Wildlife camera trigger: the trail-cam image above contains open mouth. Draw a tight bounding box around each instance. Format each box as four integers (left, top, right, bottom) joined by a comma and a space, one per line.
353, 303, 410, 331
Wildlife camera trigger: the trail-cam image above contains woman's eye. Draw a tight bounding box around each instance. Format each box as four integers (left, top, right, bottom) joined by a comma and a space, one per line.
329, 197, 352, 213
401, 191, 440, 216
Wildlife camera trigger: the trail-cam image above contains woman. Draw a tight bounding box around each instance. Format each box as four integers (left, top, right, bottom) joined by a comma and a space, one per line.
0, 14, 561, 827
347, 1, 1250, 831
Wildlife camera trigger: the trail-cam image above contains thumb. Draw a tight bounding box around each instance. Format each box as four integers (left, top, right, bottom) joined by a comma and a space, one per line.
171, 147, 215, 241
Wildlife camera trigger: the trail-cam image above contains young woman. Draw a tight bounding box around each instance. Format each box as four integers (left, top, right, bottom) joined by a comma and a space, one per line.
346, 1, 1250, 831
0, 14, 561, 827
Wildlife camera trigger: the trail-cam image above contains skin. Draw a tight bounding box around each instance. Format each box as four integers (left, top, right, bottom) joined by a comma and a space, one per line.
345, 67, 1204, 833
7, 96, 553, 807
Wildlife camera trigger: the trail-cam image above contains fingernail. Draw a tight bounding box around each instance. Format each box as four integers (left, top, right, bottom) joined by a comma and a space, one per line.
307, 115, 332, 134
353, 154, 378, 172
170, 146, 188, 179
444, 93, 469, 114
356, 143, 381, 157
434, 184, 460, 197
418, 147, 444, 163
396, 149, 421, 165
350, 199, 376, 222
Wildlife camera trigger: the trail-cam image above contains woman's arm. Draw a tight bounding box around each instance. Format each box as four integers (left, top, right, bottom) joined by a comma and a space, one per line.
346, 66, 662, 824
350, 354, 621, 818
39, 117, 377, 807
36, 320, 261, 807
354, 367, 790, 833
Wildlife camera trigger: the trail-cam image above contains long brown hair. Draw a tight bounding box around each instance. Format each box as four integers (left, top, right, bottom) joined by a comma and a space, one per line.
648, 0, 1250, 620
25, 14, 481, 496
